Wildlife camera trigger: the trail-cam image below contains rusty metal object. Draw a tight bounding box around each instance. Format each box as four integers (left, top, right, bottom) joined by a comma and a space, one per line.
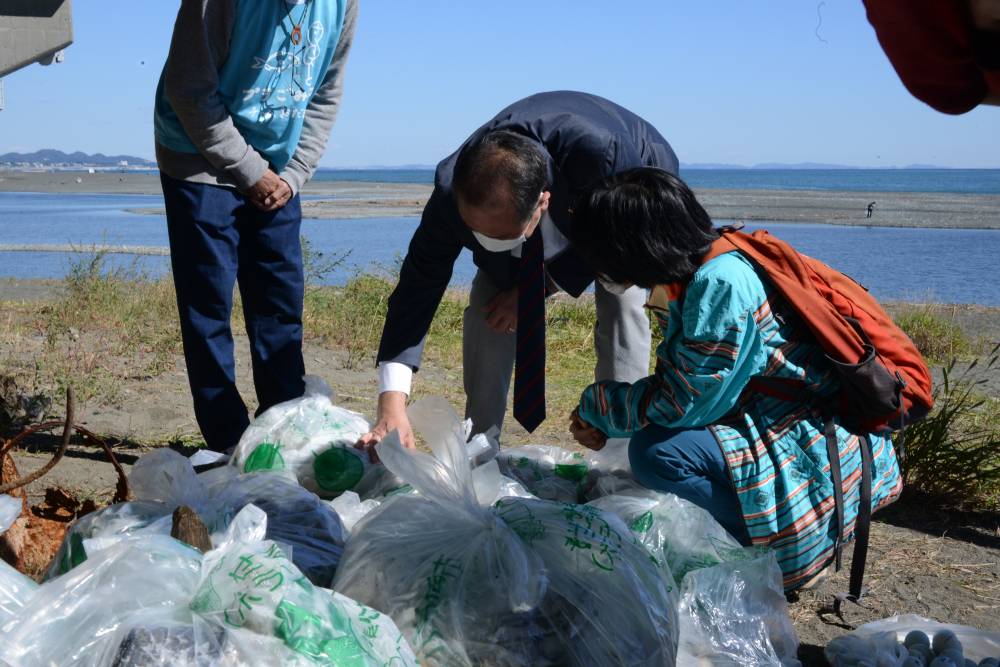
171, 506, 212, 553
0, 387, 134, 575
0, 388, 131, 502
0, 387, 74, 495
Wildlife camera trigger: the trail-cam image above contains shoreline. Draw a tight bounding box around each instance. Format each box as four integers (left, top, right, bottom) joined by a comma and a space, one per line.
2, 170, 1000, 229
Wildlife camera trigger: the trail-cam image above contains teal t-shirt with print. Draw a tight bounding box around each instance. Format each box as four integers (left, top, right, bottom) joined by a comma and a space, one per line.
154, 0, 346, 171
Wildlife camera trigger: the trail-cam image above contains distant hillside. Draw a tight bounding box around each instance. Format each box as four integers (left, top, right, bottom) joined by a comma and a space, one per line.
0, 149, 156, 167
682, 161, 959, 170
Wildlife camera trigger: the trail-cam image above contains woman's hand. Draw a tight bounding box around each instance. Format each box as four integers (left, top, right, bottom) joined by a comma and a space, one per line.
569, 407, 608, 451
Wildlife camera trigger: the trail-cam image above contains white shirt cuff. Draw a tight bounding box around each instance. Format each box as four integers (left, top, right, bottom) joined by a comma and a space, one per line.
378, 362, 413, 396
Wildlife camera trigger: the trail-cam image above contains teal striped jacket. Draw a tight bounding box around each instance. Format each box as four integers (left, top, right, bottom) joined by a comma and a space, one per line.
578, 252, 902, 589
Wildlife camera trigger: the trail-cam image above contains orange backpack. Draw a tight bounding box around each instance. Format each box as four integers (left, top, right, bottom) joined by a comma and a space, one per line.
704, 227, 934, 433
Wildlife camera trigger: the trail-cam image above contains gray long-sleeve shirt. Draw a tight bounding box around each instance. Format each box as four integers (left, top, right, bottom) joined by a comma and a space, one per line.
155, 0, 357, 195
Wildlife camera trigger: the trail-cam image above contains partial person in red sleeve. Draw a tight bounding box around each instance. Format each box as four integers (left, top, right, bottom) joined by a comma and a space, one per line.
864, 0, 1000, 114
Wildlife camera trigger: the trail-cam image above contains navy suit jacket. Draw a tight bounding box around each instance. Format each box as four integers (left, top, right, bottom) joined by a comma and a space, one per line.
376, 91, 678, 370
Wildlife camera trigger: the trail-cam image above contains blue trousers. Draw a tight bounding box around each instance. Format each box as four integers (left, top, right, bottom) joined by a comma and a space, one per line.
161, 174, 305, 451
629, 425, 752, 545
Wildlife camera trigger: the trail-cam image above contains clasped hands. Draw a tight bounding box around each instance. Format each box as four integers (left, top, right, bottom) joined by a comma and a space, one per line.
248, 169, 292, 212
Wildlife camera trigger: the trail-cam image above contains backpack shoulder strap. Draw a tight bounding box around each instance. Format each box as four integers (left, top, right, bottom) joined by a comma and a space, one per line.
700, 234, 740, 266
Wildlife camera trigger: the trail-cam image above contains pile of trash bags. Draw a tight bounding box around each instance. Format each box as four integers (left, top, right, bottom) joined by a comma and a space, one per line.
336, 398, 681, 666
0, 380, 804, 666
2, 502, 416, 666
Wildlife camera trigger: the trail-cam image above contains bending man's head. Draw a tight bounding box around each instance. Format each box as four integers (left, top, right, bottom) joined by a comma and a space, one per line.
570, 167, 718, 288
454, 130, 550, 248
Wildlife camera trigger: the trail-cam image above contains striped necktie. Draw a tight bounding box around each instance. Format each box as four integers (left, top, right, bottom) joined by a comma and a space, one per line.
513, 228, 546, 433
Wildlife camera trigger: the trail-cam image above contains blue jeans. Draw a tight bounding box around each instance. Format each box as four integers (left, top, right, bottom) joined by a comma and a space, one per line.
629, 425, 751, 545
161, 174, 305, 451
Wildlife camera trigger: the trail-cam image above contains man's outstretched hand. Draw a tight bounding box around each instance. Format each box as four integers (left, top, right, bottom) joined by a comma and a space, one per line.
355, 391, 416, 463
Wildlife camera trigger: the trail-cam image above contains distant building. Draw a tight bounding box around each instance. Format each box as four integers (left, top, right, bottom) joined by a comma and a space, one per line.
0, 0, 74, 110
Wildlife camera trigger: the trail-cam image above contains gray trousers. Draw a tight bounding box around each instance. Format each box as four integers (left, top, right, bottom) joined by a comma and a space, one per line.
463, 270, 651, 437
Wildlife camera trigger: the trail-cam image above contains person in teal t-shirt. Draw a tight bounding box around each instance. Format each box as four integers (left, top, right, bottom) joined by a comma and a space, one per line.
153, 0, 357, 452
566, 168, 902, 590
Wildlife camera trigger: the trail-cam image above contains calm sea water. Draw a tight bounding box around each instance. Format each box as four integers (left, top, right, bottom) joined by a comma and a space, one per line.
313, 168, 1000, 195
1, 190, 998, 305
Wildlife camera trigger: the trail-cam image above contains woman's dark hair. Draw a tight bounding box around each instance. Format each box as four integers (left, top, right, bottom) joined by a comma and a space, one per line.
569, 167, 719, 287
453, 130, 548, 222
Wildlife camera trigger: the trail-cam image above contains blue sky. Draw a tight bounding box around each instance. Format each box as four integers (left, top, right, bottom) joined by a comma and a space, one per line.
1, 0, 997, 168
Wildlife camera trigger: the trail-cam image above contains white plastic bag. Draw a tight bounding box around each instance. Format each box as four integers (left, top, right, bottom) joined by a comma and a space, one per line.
230, 376, 376, 498
327, 491, 381, 535
334, 397, 680, 666
191, 505, 418, 667
826, 614, 1000, 665
49, 448, 347, 587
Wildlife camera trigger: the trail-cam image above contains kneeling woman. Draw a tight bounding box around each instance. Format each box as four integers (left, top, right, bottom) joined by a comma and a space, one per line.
568, 168, 904, 590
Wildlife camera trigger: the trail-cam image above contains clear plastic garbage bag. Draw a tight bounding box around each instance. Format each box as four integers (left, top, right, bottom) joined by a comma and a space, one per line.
230, 376, 377, 498
48, 448, 347, 587
677, 554, 801, 667
588, 487, 754, 582
496, 437, 634, 505
1, 532, 204, 666
1, 505, 417, 667
334, 397, 679, 666
496, 445, 593, 503
589, 487, 799, 666
825, 614, 1000, 666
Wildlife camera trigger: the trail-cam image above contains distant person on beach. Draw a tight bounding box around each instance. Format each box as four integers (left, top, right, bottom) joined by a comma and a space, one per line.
153, 0, 357, 452
867, 201, 876, 218
864, 0, 1000, 114
356, 91, 676, 453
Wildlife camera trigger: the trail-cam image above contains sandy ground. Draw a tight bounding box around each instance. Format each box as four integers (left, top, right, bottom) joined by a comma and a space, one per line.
3, 169, 999, 228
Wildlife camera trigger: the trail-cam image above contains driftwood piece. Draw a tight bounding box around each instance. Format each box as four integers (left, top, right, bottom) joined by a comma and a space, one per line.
171, 506, 212, 553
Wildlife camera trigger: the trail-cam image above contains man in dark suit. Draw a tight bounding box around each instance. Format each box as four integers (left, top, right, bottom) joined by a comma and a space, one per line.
356, 91, 678, 452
